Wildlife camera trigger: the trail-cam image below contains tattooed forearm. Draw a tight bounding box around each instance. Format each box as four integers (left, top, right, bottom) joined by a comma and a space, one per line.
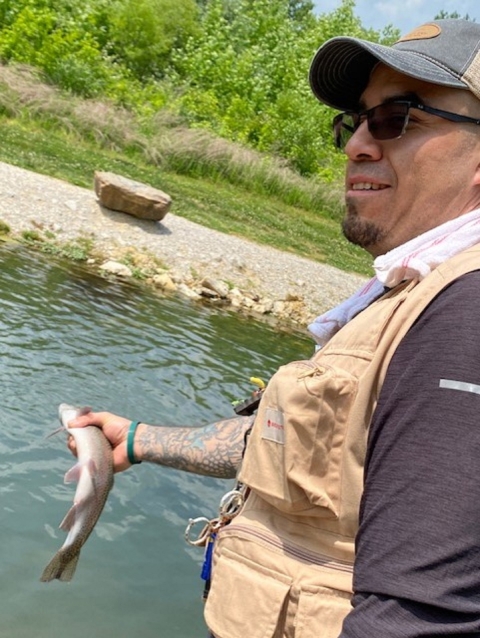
135, 415, 254, 478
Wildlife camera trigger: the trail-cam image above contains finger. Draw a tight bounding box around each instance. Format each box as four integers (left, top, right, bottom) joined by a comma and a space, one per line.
67, 435, 78, 458
67, 411, 105, 428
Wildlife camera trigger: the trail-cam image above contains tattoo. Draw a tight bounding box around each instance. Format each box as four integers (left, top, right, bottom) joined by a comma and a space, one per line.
136, 416, 254, 479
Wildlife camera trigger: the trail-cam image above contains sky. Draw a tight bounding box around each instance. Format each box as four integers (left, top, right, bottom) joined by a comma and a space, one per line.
313, 0, 480, 33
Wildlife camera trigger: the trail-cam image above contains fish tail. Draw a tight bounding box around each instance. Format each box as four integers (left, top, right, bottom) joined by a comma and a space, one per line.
40, 550, 80, 582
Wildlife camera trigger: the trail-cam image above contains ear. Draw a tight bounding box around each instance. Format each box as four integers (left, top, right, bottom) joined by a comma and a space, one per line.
473, 156, 480, 187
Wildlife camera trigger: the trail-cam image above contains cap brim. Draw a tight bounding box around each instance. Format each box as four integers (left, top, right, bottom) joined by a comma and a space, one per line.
309, 36, 468, 111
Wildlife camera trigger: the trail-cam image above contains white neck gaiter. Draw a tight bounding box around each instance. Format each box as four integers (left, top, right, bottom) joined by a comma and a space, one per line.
308, 208, 480, 347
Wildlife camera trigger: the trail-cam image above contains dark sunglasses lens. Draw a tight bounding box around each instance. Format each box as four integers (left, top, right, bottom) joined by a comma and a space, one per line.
368, 103, 409, 140
333, 113, 357, 150
333, 103, 410, 150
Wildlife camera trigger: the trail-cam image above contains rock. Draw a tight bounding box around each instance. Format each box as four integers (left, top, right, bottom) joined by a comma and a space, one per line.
177, 283, 202, 301
152, 273, 177, 291
256, 298, 274, 314
94, 171, 171, 221
229, 255, 246, 270
242, 296, 254, 309
273, 300, 286, 315
201, 277, 229, 298
199, 287, 219, 299
64, 200, 78, 211
285, 292, 303, 302
99, 260, 132, 277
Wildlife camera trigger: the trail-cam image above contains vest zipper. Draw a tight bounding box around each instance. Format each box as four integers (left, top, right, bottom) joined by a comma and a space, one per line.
220, 523, 353, 575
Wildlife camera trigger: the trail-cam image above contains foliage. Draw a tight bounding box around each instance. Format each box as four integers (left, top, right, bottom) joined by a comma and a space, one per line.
169, 0, 398, 176
0, 113, 373, 276
107, 0, 199, 80
0, 2, 115, 97
0, 0, 400, 178
0, 220, 10, 234
20, 224, 94, 261
434, 11, 476, 22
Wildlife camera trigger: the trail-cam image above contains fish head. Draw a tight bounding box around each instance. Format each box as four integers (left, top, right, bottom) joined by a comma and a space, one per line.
58, 404, 92, 429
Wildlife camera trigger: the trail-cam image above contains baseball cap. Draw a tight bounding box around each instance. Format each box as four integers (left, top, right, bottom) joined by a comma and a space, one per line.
309, 19, 480, 111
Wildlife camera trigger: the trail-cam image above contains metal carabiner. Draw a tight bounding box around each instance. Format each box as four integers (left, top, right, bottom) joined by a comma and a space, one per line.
184, 516, 212, 547
218, 489, 245, 521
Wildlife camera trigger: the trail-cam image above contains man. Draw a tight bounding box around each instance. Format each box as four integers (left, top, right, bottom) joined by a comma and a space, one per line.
69, 19, 480, 637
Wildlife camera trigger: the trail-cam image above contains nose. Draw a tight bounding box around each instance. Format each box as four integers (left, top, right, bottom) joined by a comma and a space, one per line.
344, 120, 382, 161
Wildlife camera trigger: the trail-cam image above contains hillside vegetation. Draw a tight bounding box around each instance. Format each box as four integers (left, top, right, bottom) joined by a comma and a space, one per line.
0, 0, 456, 276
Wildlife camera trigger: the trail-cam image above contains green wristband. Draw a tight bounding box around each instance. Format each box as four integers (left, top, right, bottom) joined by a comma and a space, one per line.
127, 421, 142, 465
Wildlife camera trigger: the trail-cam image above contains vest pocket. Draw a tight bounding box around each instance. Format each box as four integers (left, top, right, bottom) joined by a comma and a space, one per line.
295, 585, 352, 638
205, 545, 291, 638
240, 360, 359, 518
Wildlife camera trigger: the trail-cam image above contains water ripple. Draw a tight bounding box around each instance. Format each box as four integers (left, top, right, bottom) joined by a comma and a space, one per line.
0, 242, 312, 638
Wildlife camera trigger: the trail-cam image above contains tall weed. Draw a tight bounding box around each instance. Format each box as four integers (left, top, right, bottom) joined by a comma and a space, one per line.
0, 62, 343, 216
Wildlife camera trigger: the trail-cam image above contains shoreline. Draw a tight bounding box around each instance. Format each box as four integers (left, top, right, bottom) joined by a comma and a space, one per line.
0, 161, 367, 333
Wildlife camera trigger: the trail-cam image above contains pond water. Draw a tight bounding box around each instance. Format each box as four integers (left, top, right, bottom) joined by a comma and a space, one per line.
0, 243, 313, 638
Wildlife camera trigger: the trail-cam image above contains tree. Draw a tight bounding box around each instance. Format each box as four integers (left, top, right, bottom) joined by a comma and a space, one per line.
170, 0, 391, 176
108, 0, 199, 80
434, 11, 475, 21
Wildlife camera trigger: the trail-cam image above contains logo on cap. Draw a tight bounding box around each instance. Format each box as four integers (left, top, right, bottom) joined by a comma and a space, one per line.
397, 23, 442, 43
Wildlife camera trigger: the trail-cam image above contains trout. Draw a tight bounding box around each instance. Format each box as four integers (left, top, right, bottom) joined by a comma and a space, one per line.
40, 403, 114, 582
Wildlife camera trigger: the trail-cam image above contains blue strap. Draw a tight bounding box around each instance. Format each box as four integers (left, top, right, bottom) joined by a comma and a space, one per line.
201, 533, 216, 582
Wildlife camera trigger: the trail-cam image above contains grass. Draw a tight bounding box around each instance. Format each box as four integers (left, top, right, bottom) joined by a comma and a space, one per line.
0, 63, 373, 277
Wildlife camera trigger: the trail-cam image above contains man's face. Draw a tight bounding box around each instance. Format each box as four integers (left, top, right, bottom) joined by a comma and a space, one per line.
342, 64, 480, 257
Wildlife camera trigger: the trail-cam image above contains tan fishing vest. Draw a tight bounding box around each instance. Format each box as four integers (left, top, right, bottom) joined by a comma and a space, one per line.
205, 245, 480, 638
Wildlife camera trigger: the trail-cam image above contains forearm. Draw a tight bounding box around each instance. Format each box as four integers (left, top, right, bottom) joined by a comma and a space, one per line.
133, 415, 253, 478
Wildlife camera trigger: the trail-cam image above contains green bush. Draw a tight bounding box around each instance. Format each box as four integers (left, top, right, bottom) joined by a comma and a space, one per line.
108, 0, 199, 80
0, 0, 401, 177
0, 4, 115, 97
169, 0, 398, 177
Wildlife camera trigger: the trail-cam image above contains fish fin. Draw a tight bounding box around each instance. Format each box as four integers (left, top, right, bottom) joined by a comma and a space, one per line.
59, 553, 80, 582
65, 458, 99, 484
59, 504, 77, 532
45, 426, 65, 439
40, 550, 80, 583
64, 463, 82, 484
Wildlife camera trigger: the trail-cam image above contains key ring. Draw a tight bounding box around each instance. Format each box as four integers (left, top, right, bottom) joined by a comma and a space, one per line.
218, 489, 245, 521
184, 516, 212, 547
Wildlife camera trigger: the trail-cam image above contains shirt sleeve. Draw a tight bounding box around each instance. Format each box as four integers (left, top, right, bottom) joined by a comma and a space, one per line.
340, 271, 480, 637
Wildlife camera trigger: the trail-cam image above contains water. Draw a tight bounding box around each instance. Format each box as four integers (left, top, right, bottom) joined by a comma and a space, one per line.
0, 243, 313, 638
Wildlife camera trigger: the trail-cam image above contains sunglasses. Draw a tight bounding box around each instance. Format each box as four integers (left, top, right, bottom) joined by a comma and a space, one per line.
333, 100, 480, 151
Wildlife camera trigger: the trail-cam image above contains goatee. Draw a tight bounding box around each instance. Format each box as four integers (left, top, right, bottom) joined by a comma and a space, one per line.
342, 202, 386, 250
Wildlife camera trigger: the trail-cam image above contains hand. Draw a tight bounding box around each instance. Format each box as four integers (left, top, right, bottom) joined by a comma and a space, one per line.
67, 411, 134, 472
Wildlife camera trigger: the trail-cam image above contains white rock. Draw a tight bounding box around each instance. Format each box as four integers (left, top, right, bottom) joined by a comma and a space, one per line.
177, 283, 202, 300
99, 260, 132, 277
201, 277, 229, 298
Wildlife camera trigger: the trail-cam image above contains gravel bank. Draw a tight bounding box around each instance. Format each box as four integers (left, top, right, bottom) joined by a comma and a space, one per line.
0, 161, 368, 332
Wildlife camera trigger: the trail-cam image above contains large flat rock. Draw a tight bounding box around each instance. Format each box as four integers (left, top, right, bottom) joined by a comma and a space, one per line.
94, 171, 171, 221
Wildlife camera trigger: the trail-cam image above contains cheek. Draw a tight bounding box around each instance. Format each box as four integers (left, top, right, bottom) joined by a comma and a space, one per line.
397, 138, 464, 197
412, 133, 479, 181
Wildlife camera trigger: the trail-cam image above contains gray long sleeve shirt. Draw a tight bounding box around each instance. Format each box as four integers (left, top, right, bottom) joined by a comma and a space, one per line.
341, 271, 480, 637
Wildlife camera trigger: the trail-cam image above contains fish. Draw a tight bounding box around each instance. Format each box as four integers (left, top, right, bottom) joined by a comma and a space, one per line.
40, 403, 114, 582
